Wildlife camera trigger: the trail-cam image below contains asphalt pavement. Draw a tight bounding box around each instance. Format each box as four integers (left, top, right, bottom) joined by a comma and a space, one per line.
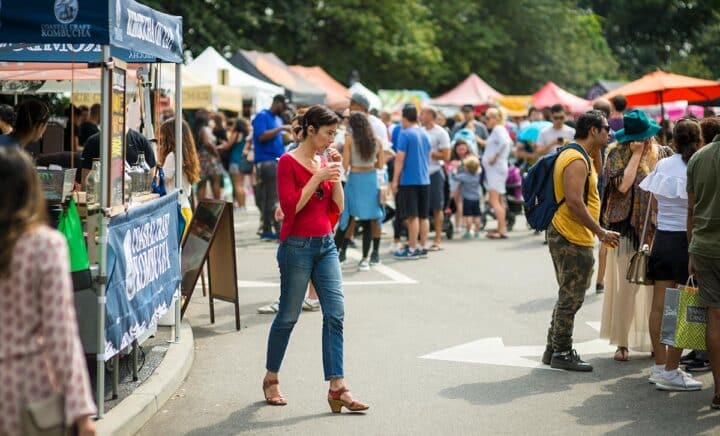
138, 210, 720, 436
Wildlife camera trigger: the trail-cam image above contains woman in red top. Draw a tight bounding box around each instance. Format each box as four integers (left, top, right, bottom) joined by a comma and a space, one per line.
262, 105, 369, 413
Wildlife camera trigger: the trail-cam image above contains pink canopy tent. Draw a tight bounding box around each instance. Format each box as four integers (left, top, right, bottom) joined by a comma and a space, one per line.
533, 82, 590, 114
433, 73, 502, 106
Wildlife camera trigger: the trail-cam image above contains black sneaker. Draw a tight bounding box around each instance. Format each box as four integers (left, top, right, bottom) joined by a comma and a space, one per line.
712, 394, 720, 410
418, 248, 428, 259
550, 349, 593, 372
369, 251, 381, 266
680, 351, 697, 365
595, 283, 604, 294
338, 250, 347, 264
542, 346, 553, 365
685, 359, 711, 373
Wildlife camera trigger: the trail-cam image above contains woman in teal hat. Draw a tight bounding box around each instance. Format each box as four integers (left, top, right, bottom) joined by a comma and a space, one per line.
599, 109, 673, 362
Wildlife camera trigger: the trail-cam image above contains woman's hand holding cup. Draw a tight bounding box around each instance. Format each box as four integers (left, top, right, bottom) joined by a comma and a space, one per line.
316, 163, 342, 183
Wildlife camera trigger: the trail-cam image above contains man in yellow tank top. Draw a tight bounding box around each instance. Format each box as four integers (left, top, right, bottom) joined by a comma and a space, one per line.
543, 110, 620, 372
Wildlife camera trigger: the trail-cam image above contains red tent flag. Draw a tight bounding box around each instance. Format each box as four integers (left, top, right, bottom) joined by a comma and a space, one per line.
432, 73, 502, 106
602, 70, 720, 106
532, 82, 590, 114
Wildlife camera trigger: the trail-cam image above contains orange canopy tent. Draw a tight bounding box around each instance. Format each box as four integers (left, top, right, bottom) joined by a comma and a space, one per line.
289, 65, 349, 110
533, 82, 590, 114
602, 70, 720, 106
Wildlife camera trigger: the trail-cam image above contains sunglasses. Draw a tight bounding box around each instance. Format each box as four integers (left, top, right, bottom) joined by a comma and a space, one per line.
315, 187, 324, 200
599, 125, 610, 132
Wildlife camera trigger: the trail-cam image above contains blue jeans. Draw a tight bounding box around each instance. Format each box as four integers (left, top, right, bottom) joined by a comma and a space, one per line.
266, 234, 345, 380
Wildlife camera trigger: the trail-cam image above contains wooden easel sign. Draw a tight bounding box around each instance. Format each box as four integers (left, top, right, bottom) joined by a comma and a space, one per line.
180, 200, 240, 330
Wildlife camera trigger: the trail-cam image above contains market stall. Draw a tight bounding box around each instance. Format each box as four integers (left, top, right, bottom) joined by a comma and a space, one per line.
0, 0, 184, 418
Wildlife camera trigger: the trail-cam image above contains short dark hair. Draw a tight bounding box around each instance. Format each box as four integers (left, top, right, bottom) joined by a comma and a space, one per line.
527, 107, 541, 117
273, 94, 286, 104
402, 104, 418, 122
14, 99, 49, 137
90, 103, 101, 118
673, 119, 702, 163
298, 105, 339, 139
611, 95, 627, 112
550, 104, 564, 114
574, 110, 605, 140
700, 117, 720, 144
0, 104, 15, 125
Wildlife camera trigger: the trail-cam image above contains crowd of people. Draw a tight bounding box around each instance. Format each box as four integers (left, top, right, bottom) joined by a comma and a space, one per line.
1, 86, 720, 429
537, 100, 720, 412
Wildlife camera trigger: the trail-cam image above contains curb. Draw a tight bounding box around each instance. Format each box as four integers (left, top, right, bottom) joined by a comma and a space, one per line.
97, 320, 194, 436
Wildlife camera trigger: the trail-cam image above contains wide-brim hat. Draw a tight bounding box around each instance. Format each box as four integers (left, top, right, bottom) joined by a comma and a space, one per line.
614, 109, 661, 143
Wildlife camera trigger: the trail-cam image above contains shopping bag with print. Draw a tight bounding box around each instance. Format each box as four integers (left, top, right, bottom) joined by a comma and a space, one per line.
661, 278, 707, 351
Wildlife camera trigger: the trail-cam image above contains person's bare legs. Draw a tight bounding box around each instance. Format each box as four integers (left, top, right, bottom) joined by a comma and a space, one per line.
231, 173, 246, 208
488, 190, 507, 235
211, 175, 222, 200
433, 209, 444, 246
596, 245, 608, 290
707, 307, 720, 395
650, 280, 673, 366
453, 190, 463, 230
406, 217, 419, 250
308, 282, 318, 300
473, 216, 482, 234
419, 218, 429, 249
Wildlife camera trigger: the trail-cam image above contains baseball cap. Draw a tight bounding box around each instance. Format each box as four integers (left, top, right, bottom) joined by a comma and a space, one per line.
349, 93, 370, 111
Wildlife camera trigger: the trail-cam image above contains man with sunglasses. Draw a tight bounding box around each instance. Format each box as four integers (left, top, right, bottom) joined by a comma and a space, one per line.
536, 104, 576, 159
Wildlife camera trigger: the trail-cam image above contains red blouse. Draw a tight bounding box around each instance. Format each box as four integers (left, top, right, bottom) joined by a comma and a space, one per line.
277, 154, 341, 241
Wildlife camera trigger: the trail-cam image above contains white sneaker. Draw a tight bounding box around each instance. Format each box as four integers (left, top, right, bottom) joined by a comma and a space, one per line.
358, 259, 370, 271
655, 369, 703, 391
302, 298, 320, 312
257, 301, 279, 314
648, 365, 664, 384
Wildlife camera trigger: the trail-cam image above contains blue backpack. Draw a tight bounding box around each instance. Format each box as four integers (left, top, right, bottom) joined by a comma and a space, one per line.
522, 143, 591, 231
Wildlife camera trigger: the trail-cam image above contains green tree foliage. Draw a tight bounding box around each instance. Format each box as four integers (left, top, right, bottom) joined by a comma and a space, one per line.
142, 0, 714, 97
583, 0, 720, 79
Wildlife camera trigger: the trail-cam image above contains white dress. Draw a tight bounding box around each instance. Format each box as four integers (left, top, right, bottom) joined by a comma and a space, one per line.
481, 125, 512, 194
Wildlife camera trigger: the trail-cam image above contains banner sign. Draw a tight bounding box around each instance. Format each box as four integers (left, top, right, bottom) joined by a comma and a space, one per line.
111, 0, 183, 64
0, 43, 157, 62
0, 0, 182, 63
105, 192, 180, 359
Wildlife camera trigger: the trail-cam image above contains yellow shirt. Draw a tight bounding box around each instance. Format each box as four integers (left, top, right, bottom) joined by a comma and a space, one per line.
551, 148, 600, 247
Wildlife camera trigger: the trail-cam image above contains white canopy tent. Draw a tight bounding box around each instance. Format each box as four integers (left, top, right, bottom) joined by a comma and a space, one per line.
185, 47, 284, 112
349, 82, 382, 111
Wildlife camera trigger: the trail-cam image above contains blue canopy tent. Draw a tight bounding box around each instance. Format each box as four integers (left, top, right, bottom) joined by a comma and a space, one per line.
0, 0, 184, 418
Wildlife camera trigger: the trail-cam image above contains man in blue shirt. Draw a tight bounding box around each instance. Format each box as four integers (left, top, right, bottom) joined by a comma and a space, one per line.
252, 94, 290, 240
392, 105, 431, 259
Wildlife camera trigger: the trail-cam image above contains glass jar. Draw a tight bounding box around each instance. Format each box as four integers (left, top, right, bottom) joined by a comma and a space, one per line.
86, 158, 101, 206
136, 152, 152, 195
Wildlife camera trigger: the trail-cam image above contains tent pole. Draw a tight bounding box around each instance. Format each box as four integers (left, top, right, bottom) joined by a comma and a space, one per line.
174, 62, 182, 342
96, 44, 112, 419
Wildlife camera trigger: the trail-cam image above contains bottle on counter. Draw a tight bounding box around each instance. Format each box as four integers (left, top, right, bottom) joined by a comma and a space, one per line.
136, 152, 152, 195
86, 158, 101, 206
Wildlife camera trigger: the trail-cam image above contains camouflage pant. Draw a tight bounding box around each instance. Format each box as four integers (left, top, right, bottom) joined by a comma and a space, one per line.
546, 224, 595, 352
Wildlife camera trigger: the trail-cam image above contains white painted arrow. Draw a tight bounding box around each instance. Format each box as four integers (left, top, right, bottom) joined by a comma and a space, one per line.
419, 322, 616, 371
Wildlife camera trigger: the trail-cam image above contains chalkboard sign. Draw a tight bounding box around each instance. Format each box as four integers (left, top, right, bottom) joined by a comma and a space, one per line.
180, 200, 240, 330
180, 200, 223, 307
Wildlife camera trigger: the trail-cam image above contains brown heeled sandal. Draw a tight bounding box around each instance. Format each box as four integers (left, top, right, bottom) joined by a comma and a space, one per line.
327, 387, 369, 413
263, 379, 287, 406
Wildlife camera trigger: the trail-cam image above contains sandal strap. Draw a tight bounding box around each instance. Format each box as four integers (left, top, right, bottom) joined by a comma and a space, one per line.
263, 379, 280, 388
328, 387, 349, 399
